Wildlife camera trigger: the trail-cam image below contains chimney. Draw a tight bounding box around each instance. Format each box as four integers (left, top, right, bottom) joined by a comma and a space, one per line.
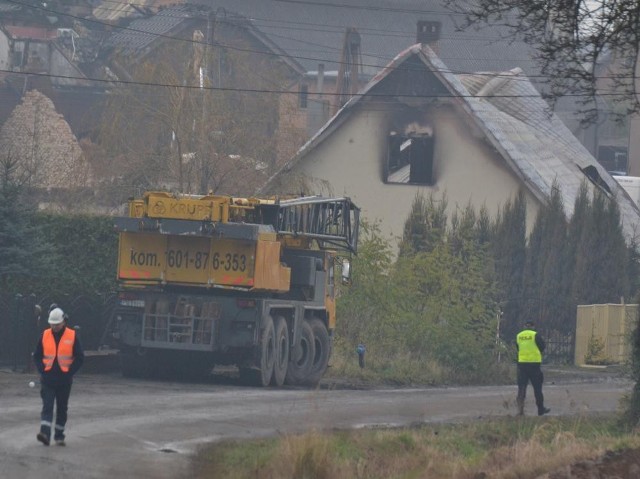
417, 21, 441, 52
317, 63, 325, 98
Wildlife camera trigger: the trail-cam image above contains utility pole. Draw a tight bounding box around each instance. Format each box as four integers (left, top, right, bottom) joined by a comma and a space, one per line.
195, 9, 216, 194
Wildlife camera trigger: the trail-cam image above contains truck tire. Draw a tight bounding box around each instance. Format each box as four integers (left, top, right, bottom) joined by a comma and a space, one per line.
304, 318, 330, 387
271, 316, 290, 387
285, 320, 315, 386
258, 315, 276, 387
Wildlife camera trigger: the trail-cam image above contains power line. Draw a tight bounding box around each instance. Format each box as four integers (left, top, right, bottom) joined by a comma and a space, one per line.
268, 0, 467, 16
1, 68, 632, 100
96, 0, 469, 17
2, 0, 544, 81
94, 0, 497, 42
5, 0, 638, 85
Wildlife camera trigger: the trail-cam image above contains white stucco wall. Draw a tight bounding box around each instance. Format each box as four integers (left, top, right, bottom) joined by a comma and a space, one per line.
288, 101, 541, 247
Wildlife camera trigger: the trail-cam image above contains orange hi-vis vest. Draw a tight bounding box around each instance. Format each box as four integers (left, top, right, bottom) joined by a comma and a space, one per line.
42, 327, 76, 372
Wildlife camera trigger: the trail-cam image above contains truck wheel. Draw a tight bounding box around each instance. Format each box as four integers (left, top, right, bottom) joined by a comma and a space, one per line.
271, 316, 290, 387
258, 315, 276, 387
285, 320, 315, 386
305, 319, 330, 387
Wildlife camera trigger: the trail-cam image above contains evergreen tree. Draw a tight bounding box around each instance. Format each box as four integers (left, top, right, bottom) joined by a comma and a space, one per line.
601, 197, 630, 302
492, 190, 526, 338
475, 205, 492, 246
573, 190, 630, 306
448, 202, 477, 260
398, 192, 447, 256
0, 155, 45, 293
627, 238, 640, 299
567, 183, 591, 310
522, 183, 570, 332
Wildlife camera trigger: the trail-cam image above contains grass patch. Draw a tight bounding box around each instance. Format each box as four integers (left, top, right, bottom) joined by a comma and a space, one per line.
325, 342, 516, 387
190, 414, 640, 479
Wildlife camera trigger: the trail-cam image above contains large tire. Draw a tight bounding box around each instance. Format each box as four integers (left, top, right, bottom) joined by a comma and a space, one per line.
257, 315, 276, 387
305, 319, 330, 387
285, 320, 315, 386
271, 316, 290, 387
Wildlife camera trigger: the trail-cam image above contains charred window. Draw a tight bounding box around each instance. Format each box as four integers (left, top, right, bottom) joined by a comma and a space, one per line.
386, 132, 434, 184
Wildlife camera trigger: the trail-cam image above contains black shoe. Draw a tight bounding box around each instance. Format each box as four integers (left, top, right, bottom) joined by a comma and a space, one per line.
538, 407, 551, 416
37, 432, 50, 446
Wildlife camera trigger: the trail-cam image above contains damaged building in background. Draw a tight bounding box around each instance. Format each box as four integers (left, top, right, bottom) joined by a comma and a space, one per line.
260, 43, 640, 248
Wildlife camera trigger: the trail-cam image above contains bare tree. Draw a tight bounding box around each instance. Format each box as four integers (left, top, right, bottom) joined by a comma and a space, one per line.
445, 0, 640, 122
93, 34, 294, 198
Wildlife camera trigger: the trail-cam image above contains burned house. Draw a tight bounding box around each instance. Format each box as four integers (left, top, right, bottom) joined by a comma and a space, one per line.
260, 44, 640, 246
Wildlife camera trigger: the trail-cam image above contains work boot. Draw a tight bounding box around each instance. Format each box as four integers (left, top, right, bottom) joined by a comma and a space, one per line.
538, 407, 551, 416
516, 397, 524, 416
53, 431, 67, 446
36, 432, 50, 446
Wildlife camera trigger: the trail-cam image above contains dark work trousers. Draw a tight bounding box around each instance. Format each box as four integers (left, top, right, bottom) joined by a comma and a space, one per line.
516, 362, 545, 414
40, 382, 72, 440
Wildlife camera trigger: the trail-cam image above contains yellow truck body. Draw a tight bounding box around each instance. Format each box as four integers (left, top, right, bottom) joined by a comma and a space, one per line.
111, 191, 359, 387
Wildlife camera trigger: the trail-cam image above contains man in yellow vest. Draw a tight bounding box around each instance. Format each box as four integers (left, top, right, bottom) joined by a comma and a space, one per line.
516, 320, 550, 416
32, 307, 84, 446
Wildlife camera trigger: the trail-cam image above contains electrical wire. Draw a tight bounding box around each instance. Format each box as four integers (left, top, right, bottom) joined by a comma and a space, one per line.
268, 0, 468, 16
6, 0, 628, 84
0, 68, 632, 100
93, 0, 500, 42
7, 0, 502, 77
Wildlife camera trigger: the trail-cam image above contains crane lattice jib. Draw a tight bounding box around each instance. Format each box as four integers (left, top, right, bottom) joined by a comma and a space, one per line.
116, 192, 360, 255
263, 196, 360, 254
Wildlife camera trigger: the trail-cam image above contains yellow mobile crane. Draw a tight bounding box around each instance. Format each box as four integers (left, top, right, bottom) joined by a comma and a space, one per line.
111, 191, 359, 386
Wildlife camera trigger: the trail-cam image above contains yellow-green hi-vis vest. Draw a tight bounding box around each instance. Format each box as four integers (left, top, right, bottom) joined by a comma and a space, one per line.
517, 329, 542, 363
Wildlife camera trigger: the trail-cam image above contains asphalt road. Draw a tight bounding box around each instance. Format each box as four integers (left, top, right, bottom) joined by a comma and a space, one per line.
0, 367, 631, 479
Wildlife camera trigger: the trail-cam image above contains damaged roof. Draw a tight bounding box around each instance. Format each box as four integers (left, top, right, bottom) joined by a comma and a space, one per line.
261, 43, 640, 241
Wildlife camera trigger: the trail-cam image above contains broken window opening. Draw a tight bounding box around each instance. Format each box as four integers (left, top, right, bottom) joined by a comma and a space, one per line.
386, 133, 434, 185
581, 165, 612, 196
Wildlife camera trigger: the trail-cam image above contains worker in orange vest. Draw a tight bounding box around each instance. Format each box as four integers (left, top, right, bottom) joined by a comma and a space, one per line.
32, 307, 84, 446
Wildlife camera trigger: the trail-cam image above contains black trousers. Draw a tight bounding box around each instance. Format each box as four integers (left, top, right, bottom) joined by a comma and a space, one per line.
40, 382, 72, 440
517, 362, 545, 413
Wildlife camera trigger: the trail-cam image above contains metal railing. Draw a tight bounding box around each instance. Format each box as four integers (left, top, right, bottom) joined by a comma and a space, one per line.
141, 314, 216, 351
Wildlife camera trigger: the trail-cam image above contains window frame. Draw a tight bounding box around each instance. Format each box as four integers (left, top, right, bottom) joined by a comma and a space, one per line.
385, 133, 435, 185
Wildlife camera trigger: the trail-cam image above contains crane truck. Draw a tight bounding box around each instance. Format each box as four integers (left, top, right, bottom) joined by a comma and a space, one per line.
111, 191, 359, 387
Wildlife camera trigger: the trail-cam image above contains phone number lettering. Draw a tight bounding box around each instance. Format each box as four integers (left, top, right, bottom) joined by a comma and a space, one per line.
164, 250, 247, 272
128, 249, 248, 272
